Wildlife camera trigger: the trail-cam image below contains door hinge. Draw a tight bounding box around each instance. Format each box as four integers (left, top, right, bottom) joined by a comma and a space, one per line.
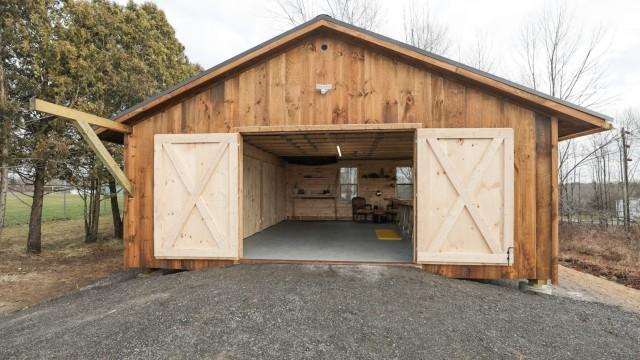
506, 247, 514, 266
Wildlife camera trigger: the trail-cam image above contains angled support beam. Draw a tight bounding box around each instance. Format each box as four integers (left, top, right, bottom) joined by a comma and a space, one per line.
30, 98, 134, 195
30, 98, 131, 133
72, 121, 135, 195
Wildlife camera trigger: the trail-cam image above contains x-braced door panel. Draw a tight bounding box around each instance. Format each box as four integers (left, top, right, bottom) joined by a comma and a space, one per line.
154, 133, 240, 259
416, 128, 514, 265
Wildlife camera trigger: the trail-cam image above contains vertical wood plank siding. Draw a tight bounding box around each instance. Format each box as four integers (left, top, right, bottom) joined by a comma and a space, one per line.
535, 114, 552, 280
124, 34, 553, 279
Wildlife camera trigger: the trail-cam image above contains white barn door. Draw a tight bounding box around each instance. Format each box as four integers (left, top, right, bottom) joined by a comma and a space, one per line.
416, 128, 514, 265
154, 133, 240, 259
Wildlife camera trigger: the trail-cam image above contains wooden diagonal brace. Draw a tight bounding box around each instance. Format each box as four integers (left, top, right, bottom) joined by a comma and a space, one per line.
29, 97, 134, 195
30, 98, 131, 133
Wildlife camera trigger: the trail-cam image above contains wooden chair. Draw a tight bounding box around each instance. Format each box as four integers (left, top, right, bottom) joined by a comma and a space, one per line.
352, 196, 373, 222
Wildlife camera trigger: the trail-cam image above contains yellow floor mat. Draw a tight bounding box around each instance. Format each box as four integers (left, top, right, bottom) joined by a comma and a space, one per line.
375, 229, 402, 241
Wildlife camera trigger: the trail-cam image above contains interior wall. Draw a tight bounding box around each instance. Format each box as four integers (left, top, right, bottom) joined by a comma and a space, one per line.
286, 159, 412, 220
243, 143, 287, 238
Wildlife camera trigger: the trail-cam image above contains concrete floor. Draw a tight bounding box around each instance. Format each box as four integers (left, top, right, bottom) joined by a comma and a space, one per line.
243, 220, 413, 262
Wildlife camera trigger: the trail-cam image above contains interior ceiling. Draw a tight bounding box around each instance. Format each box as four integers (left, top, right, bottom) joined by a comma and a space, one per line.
243, 131, 414, 160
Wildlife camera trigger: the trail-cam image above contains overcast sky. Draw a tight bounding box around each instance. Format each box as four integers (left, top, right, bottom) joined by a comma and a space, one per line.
115, 0, 640, 122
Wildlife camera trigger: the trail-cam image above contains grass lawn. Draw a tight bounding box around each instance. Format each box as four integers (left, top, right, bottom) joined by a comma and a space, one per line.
5, 192, 123, 226
0, 216, 123, 314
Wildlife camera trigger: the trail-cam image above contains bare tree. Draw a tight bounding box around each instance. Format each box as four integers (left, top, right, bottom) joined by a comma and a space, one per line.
518, 3, 610, 108
588, 132, 618, 225
463, 34, 496, 72
275, 0, 317, 26
402, 1, 450, 55
82, 173, 102, 243
616, 109, 640, 227
274, 0, 382, 30
518, 3, 613, 223
325, 0, 381, 30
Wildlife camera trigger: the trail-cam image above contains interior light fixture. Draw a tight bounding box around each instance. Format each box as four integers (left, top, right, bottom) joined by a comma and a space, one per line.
336, 145, 342, 157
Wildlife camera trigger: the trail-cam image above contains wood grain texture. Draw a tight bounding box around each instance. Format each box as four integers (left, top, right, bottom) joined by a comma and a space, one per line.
123, 32, 554, 279
422, 103, 538, 280
31, 98, 131, 133
153, 134, 239, 260
535, 115, 552, 280
243, 131, 415, 160
243, 143, 286, 238
71, 120, 134, 195
416, 129, 514, 265
124, 110, 235, 269
233, 123, 422, 133
30, 98, 134, 194
105, 18, 609, 139
550, 116, 560, 284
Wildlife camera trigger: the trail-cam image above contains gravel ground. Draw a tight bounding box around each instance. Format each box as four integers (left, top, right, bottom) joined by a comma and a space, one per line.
554, 265, 640, 313
1, 265, 639, 359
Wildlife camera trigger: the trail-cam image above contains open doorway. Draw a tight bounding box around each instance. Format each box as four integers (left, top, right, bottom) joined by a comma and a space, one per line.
240, 130, 415, 263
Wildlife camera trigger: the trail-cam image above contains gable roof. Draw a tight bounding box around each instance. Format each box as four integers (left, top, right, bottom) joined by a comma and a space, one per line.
102, 14, 612, 142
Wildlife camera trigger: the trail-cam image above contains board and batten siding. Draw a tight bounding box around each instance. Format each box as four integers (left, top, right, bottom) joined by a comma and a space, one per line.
123, 33, 555, 281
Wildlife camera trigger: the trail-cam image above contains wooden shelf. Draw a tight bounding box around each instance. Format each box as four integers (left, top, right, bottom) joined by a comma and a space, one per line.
290, 195, 336, 199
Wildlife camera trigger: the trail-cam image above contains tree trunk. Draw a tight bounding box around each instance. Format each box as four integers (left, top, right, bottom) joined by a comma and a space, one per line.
27, 162, 46, 254
108, 178, 123, 239
0, 156, 7, 236
0, 64, 9, 237
85, 177, 101, 243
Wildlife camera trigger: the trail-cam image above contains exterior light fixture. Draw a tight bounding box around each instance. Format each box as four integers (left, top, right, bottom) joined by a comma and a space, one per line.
336, 145, 342, 157
316, 83, 332, 94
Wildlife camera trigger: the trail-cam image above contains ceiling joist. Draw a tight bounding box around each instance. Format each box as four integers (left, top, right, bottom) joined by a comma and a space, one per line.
244, 131, 414, 160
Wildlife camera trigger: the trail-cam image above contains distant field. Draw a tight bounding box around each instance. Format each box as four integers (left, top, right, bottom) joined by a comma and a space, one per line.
5, 192, 123, 226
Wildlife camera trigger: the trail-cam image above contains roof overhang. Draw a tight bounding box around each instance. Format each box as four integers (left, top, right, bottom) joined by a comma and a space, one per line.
98, 14, 612, 144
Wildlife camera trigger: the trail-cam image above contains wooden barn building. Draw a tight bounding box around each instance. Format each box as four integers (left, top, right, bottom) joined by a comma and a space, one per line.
33, 15, 612, 284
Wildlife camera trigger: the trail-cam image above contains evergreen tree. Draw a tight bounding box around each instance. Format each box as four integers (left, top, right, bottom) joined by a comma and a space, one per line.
2, 0, 200, 249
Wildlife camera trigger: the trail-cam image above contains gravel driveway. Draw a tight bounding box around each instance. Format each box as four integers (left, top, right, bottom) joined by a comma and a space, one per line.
1, 265, 639, 359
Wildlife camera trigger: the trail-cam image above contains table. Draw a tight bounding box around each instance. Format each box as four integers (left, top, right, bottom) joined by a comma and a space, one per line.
290, 194, 338, 220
